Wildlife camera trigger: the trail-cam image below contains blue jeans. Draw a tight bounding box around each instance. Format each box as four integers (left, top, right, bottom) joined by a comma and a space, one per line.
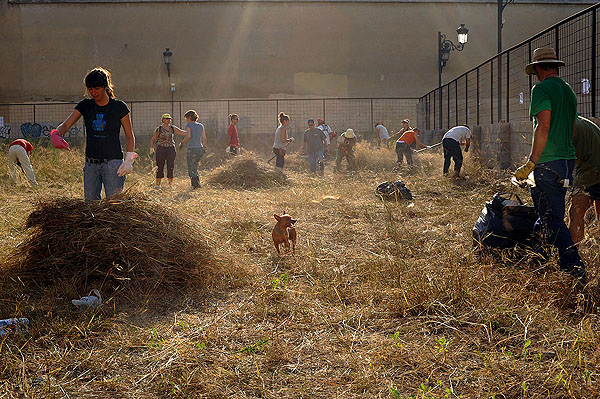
187, 147, 205, 178
83, 159, 125, 201
308, 150, 324, 173
530, 159, 585, 276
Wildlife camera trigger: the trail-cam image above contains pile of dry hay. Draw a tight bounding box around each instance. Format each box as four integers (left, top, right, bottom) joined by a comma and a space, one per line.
206, 155, 287, 189
1, 191, 217, 306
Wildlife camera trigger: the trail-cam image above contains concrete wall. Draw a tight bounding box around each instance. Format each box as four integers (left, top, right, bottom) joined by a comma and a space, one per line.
0, 0, 592, 102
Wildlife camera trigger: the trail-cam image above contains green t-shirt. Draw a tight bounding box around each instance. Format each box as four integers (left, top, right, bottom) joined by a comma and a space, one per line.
529, 77, 577, 163
573, 116, 600, 187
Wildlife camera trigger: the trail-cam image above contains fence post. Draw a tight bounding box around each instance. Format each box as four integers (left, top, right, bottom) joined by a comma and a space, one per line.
370, 98, 373, 135
592, 10, 597, 117
447, 85, 450, 129
33, 104, 36, 124
434, 90, 437, 130
465, 72, 468, 125
477, 67, 480, 126
506, 51, 510, 122
528, 41, 533, 121
455, 79, 458, 126
491, 58, 494, 124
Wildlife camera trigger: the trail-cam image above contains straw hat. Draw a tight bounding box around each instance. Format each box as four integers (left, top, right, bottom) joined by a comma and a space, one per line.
525, 48, 565, 75
162, 113, 172, 119
343, 128, 355, 139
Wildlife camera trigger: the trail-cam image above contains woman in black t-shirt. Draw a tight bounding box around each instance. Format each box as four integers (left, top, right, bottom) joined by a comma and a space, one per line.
55, 67, 136, 201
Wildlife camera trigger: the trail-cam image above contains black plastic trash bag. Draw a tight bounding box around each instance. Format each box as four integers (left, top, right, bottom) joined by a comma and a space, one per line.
375, 181, 413, 201
473, 193, 537, 250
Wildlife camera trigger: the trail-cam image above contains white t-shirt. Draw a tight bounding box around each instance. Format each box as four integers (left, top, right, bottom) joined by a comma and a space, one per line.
376, 124, 390, 140
318, 124, 332, 145
443, 126, 471, 143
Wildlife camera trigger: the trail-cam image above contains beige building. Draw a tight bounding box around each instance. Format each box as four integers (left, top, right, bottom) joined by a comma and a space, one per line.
0, 0, 595, 103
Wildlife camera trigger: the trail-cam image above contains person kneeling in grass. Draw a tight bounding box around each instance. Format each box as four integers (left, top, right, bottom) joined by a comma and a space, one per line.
8, 138, 38, 186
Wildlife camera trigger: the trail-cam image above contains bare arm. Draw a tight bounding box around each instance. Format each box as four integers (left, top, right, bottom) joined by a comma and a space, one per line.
414, 134, 427, 149
464, 137, 471, 152
180, 127, 191, 145
149, 130, 159, 148
201, 128, 207, 148
57, 110, 82, 136
281, 126, 289, 143
172, 125, 187, 137
529, 110, 551, 163
121, 113, 135, 152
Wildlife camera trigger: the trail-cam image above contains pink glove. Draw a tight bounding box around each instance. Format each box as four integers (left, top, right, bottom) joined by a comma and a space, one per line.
117, 152, 138, 177
50, 129, 71, 151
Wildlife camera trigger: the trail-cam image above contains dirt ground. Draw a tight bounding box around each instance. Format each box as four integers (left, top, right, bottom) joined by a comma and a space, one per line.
1, 143, 599, 398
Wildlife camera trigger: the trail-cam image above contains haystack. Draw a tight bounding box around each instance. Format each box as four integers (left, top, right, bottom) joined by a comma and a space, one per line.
206, 155, 287, 189
1, 191, 217, 306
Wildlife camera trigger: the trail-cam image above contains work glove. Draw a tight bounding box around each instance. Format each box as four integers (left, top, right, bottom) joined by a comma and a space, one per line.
514, 160, 536, 181
50, 129, 71, 151
117, 152, 138, 177
149, 147, 154, 155
288, 137, 295, 143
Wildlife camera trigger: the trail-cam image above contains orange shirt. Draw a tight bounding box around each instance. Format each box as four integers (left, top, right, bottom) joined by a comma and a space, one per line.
397, 130, 416, 146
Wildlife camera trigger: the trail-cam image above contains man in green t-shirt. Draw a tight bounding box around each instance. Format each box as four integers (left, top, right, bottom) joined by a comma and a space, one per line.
568, 116, 600, 244
514, 48, 585, 283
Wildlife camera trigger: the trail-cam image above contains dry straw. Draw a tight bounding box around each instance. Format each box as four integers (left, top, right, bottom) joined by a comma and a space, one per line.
1, 190, 218, 309
206, 154, 287, 189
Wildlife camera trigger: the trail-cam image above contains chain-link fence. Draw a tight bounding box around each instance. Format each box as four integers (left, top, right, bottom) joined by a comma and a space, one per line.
420, 3, 599, 131
0, 98, 418, 147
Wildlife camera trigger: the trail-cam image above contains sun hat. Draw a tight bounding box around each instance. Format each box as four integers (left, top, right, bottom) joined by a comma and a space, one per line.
162, 113, 172, 119
402, 119, 410, 124
343, 128, 355, 139
525, 48, 565, 75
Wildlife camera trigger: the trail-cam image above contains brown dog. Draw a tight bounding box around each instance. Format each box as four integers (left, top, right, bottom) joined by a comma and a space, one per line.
272, 213, 297, 254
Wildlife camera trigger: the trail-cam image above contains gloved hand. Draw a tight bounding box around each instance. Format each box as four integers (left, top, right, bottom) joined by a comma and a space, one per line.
288, 137, 295, 143
426, 145, 432, 150
149, 147, 154, 155
50, 129, 71, 151
514, 160, 536, 181
117, 152, 138, 177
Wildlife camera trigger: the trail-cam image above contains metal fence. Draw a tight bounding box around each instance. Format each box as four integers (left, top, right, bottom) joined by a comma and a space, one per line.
419, 3, 599, 131
0, 98, 419, 144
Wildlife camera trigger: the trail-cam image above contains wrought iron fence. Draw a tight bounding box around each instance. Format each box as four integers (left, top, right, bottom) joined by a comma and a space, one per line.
0, 97, 419, 144
419, 3, 599, 131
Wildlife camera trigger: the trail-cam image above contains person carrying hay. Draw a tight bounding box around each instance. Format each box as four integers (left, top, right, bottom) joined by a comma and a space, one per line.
7, 139, 38, 186
179, 110, 207, 189
334, 128, 357, 172
55, 67, 136, 201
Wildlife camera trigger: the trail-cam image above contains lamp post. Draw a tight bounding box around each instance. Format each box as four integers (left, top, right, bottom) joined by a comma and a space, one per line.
438, 24, 468, 128
498, 0, 514, 122
163, 48, 174, 116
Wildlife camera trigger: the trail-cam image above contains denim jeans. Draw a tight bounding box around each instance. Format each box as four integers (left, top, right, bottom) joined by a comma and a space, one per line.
308, 150, 324, 173
83, 159, 125, 201
273, 148, 285, 168
530, 159, 585, 275
187, 147, 205, 178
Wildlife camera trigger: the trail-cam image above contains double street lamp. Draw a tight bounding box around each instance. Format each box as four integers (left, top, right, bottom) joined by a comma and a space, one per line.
438, 24, 469, 128
163, 48, 175, 116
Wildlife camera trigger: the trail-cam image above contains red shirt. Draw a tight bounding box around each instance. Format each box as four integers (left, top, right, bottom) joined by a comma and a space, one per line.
228, 124, 239, 147
10, 139, 33, 155
397, 130, 416, 146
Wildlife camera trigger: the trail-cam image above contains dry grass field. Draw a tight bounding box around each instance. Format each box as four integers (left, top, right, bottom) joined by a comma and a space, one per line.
1, 142, 599, 398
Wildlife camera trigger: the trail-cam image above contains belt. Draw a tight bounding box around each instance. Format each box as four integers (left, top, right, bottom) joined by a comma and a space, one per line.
86, 157, 117, 164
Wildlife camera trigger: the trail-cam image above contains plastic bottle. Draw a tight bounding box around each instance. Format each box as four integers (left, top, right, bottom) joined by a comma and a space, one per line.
0, 318, 30, 336
71, 289, 102, 310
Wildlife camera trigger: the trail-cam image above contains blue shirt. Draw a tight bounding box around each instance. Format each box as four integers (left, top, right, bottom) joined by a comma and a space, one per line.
186, 122, 204, 148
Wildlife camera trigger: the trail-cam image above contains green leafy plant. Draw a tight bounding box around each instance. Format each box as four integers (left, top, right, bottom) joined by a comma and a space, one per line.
240, 338, 269, 355
148, 328, 165, 348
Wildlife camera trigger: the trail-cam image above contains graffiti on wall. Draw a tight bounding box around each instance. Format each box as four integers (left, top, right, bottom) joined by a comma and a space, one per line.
0, 125, 11, 138
20, 122, 82, 138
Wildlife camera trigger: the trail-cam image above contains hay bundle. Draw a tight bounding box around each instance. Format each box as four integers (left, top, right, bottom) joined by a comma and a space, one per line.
2, 191, 216, 303
206, 155, 287, 189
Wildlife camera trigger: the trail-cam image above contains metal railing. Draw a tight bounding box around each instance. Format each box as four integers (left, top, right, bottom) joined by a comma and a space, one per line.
419, 3, 599, 131
0, 97, 419, 143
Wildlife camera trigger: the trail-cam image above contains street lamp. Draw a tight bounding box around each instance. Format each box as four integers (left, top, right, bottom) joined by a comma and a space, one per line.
163, 48, 172, 78
438, 24, 469, 128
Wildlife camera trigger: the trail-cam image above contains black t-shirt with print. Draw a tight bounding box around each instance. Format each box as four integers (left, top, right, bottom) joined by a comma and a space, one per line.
75, 98, 130, 159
